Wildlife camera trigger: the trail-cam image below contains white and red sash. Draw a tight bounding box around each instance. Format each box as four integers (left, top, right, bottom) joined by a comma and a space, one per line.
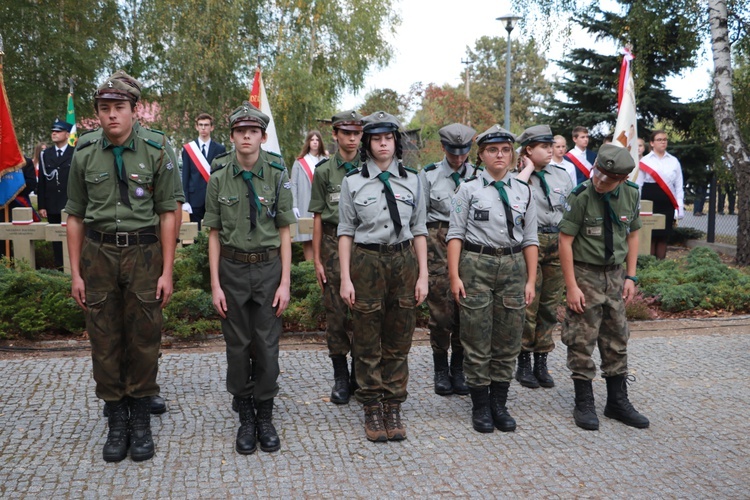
298, 157, 314, 184
638, 161, 679, 209
184, 141, 211, 183
564, 152, 591, 178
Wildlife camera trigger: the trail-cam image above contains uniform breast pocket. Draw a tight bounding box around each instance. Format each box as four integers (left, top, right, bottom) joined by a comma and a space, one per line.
354, 195, 380, 220
327, 185, 341, 205
395, 192, 416, 221
510, 205, 527, 228
128, 174, 153, 202
470, 200, 490, 223
583, 216, 604, 238
258, 195, 277, 218
218, 195, 241, 230
84, 172, 112, 202
430, 193, 451, 218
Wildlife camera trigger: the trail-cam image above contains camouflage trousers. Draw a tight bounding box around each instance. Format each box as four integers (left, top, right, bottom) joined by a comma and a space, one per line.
522, 232, 563, 353
321, 233, 352, 357
458, 249, 526, 387
81, 238, 163, 402
350, 243, 418, 404
426, 227, 460, 354
219, 255, 282, 404
561, 263, 629, 381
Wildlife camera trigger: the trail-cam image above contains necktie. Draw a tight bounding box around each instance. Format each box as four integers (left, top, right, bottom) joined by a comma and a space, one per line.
377, 171, 403, 237
201, 144, 207, 158
601, 191, 622, 263
532, 170, 553, 210
450, 171, 462, 188
112, 145, 131, 209
241, 171, 260, 231
491, 180, 517, 243
57, 149, 63, 158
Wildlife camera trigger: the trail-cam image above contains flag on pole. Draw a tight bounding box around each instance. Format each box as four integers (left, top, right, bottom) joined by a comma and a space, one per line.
249, 67, 281, 155
66, 92, 77, 147
613, 46, 639, 181
0, 61, 26, 207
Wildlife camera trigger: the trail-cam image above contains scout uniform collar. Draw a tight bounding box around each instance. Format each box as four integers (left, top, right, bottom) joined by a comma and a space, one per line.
363, 158, 400, 178
590, 181, 622, 198
231, 153, 265, 179
440, 158, 466, 178
335, 152, 359, 170
101, 130, 137, 151
479, 168, 512, 188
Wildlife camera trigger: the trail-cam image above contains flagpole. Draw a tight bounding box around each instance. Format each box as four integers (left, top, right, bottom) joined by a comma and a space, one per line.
1, 36, 10, 258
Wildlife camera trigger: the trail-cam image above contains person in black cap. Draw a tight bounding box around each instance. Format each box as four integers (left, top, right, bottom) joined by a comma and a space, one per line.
338, 110, 428, 442
515, 125, 574, 390
419, 123, 476, 396
39, 118, 74, 269
446, 124, 539, 434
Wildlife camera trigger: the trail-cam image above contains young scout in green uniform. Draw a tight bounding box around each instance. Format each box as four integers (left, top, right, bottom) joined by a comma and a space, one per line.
338, 111, 428, 442
419, 123, 476, 396
447, 125, 539, 434
204, 102, 296, 454
558, 143, 650, 431
515, 125, 573, 390
308, 110, 364, 404
65, 71, 177, 462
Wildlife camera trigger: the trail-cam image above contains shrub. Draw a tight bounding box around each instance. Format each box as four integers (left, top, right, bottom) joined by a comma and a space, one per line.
667, 226, 705, 245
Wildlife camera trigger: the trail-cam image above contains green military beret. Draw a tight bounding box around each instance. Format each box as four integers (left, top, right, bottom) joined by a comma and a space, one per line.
332, 110, 364, 131
595, 143, 635, 179
229, 101, 270, 131
363, 111, 401, 134
476, 124, 515, 146
517, 125, 554, 146
439, 123, 476, 155
94, 70, 142, 103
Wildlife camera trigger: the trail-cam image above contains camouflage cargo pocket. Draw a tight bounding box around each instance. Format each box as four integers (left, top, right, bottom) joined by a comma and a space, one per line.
502, 295, 526, 310
460, 292, 491, 311
352, 298, 382, 315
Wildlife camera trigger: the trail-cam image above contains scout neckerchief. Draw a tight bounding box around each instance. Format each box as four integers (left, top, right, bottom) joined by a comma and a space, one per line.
377, 171, 403, 237
490, 178, 517, 243
337, 154, 357, 173
241, 170, 261, 231
450, 171, 462, 188
110, 141, 133, 209
599, 187, 623, 263
532, 169, 553, 210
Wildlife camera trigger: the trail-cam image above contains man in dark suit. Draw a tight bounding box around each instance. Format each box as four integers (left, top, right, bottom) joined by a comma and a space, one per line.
39, 118, 74, 269
181, 113, 226, 229
563, 126, 597, 186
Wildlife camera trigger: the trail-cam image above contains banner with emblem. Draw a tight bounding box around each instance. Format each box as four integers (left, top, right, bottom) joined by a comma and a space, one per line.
613, 46, 639, 181
249, 67, 281, 155
66, 91, 77, 147
0, 58, 26, 207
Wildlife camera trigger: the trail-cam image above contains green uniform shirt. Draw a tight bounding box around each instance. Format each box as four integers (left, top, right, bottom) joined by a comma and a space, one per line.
134, 122, 185, 203
559, 180, 642, 265
203, 149, 296, 251
65, 128, 178, 232
308, 152, 361, 225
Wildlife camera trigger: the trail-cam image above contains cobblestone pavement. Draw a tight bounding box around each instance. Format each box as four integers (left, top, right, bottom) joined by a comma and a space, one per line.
1, 322, 749, 498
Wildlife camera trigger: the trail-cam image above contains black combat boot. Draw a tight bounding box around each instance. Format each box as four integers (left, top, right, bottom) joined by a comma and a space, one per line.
433, 352, 453, 395
449, 348, 470, 395
150, 395, 167, 414
129, 397, 155, 461
469, 386, 494, 433
349, 358, 359, 392
603, 375, 650, 428
256, 398, 281, 452
573, 379, 599, 431
102, 399, 129, 462
235, 396, 257, 454
515, 351, 539, 389
533, 353, 555, 388
489, 381, 517, 432
330, 355, 351, 404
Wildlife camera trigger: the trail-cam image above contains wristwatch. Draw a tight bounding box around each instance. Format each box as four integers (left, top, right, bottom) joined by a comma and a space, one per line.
625, 275, 639, 284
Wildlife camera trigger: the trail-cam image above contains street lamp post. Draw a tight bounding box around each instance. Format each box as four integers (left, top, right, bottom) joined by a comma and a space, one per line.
496, 13, 522, 131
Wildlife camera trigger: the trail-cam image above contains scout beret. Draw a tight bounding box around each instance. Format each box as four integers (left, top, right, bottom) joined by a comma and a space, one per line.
362, 111, 401, 134
439, 123, 476, 155
332, 110, 364, 131
51, 118, 73, 132
94, 70, 141, 103
229, 102, 270, 131
517, 125, 554, 146
476, 124, 515, 146
595, 143, 635, 179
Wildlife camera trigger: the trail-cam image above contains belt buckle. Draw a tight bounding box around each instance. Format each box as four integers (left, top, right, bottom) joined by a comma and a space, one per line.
495, 247, 504, 256
386, 244, 395, 253
115, 232, 129, 247
248, 253, 259, 264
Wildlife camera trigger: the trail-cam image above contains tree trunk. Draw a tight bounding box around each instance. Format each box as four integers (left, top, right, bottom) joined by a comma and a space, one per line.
708, 0, 750, 264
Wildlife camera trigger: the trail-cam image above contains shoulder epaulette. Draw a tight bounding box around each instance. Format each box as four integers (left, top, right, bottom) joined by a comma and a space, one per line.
76, 138, 99, 151
345, 168, 361, 177
143, 137, 164, 150
211, 163, 227, 174
549, 164, 567, 172
147, 128, 165, 136
625, 180, 638, 189
571, 183, 587, 196
266, 150, 283, 159
423, 163, 437, 172
78, 128, 99, 138
213, 151, 230, 161
515, 178, 529, 186
404, 166, 418, 174
315, 157, 329, 168
464, 175, 478, 183
269, 161, 286, 171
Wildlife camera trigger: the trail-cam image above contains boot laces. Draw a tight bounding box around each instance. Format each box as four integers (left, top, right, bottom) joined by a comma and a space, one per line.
364, 405, 385, 431
237, 398, 255, 425
617, 374, 637, 411
383, 403, 402, 431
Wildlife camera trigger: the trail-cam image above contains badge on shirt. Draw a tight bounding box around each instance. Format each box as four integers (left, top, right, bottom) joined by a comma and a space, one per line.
586, 226, 603, 236
329, 192, 340, 203
283, 181, 292, 190
135, 187, 145, 198
474, 210, 489, 221
165, 162, 173, 170
514, 215, 524, 227
129, 173, 139, 180
139, 163, 146, 170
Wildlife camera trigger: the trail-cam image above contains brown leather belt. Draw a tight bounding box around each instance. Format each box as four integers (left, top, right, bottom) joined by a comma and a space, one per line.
321, 222, 337, 237
574, 261, 623, 272
221, 246, 280, 264
357, 240, 411, 253
464, 242, 523, 256
86, 227, 158, 247
426, 221, 449, 229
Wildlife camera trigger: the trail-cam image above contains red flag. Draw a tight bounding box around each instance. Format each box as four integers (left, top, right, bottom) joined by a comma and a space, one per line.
248, 67, 281, 155
0, 66, 24, 176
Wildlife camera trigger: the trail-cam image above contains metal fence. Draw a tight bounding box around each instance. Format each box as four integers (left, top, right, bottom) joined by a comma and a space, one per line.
680, 171, 737, 246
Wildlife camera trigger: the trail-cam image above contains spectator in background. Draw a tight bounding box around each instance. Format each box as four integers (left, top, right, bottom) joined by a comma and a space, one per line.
551, 135, 577, 187
291, 130, 326, 261
637, 138, 647, 161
